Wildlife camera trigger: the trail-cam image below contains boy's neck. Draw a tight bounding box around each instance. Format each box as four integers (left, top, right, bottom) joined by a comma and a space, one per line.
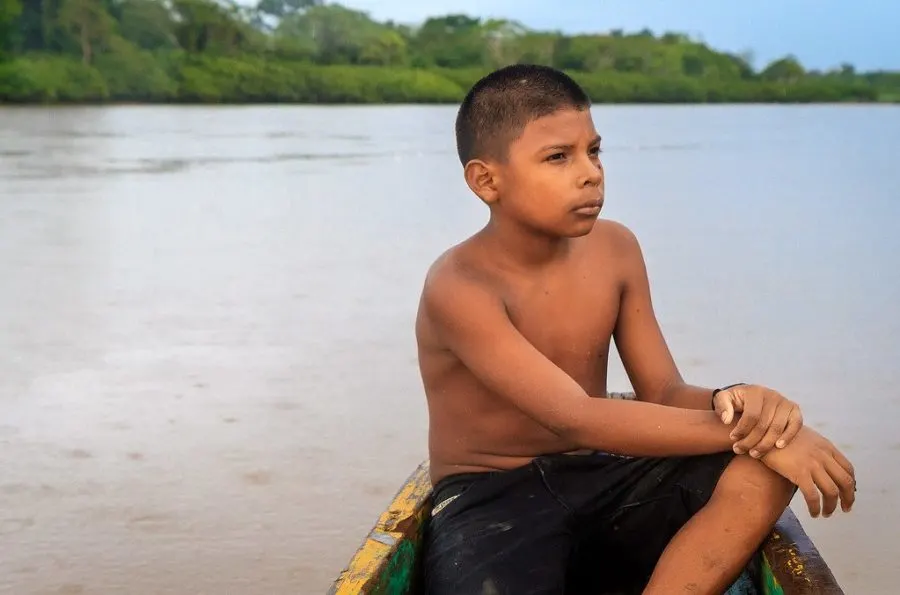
480, 215, 571, 270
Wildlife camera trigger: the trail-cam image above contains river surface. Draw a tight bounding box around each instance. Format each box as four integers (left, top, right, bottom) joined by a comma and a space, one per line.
1, 104, 898, 594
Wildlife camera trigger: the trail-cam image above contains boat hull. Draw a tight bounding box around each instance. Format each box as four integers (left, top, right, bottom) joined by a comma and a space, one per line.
331, 390, 845, 595
330, 461, 844, 594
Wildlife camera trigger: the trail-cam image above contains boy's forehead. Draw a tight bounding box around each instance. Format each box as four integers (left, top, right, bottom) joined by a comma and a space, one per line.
517, 108, 599, 146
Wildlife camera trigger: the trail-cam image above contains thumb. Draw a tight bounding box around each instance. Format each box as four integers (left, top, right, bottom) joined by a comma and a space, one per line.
716, 394, 736, 424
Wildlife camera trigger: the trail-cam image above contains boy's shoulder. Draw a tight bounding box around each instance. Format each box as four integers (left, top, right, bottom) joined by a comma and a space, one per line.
589, 218, 642, 254
591, 219, 640, 252
415, 237, 504, 351
419, 237, 494, 308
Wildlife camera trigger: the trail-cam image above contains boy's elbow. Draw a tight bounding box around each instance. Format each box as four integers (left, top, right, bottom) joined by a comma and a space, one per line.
548, 411, 601, 449
558, 421, 619, 454
545, 399, 624, 452
557, 423, 587, 447
531, 409, 583, 444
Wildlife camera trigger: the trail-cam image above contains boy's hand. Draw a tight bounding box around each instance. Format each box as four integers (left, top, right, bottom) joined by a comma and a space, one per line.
713, 384, 803, 457
759, 426, 856, 518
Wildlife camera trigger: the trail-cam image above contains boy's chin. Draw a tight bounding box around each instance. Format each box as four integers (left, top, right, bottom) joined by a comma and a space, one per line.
551, 220, 598, 238
566, 224, 597, 238
564, 214, 601, 237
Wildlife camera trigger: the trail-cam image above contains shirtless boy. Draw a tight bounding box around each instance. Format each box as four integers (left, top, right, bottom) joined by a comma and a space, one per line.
414, 64, 857, 595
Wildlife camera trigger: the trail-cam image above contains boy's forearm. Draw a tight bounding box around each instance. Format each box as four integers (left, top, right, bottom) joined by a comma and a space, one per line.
658, 382, 716, 411
566, 397, 735, 457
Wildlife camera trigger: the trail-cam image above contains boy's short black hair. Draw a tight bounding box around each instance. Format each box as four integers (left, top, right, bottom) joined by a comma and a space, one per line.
455, 64, 591, 166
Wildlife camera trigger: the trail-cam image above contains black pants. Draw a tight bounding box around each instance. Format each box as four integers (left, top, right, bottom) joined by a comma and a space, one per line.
422, 451, 735, 595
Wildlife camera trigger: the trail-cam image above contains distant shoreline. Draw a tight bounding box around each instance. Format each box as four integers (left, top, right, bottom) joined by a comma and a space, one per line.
4, 2, 899, 107
2, 57, 895, 106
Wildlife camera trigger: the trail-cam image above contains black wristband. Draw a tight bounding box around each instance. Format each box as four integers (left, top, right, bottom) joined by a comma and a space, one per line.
710, 383, 748, 410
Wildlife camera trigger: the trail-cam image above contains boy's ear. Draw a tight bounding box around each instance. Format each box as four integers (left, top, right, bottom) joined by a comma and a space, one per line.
463, 159, 500, 206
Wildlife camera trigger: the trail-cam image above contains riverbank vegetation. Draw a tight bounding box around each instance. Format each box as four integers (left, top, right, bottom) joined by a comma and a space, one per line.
1, 0, 898, 104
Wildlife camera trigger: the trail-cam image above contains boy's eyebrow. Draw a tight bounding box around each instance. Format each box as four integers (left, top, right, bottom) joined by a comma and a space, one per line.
537, 135, 603, 153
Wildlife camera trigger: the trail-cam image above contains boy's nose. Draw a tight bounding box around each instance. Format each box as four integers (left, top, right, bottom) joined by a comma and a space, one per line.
582, 162, 603, 187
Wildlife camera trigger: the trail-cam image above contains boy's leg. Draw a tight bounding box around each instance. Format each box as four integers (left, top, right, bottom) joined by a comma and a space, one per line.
553, 452, 792, 594
642, 456, 794, 594
422, 464, 574, 595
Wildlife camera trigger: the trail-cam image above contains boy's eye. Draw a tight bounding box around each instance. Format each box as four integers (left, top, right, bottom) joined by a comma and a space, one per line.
589, 146, 602, 156
546, 152, 566, 162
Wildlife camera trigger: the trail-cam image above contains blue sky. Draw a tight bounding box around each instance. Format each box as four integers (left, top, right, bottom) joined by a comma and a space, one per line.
335, 0, 898, 72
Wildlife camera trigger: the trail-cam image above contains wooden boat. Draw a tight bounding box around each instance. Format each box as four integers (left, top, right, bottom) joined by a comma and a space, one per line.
330, 395, 845, 595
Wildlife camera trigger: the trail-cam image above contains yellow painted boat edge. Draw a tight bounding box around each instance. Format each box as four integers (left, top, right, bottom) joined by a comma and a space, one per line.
329, 461, 432, 594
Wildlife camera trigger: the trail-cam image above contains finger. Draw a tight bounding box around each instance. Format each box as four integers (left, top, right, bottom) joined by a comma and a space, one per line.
823, 457, 856, 512
748, 403, 792, 458
811, 465, 841, 518
830, 446, 856, 481
735, 399, 778, 455
777, 407, 803, 448
730, 389, 763, 442
798, 477, 821, 518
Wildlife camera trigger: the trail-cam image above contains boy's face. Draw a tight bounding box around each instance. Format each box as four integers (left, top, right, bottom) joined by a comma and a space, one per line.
493, 107, 604, 237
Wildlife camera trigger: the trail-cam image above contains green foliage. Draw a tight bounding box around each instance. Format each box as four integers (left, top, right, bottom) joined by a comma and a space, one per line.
56, 0, 116, 64
116, 0, 177, 50
0, 0, 895, 104
761, 55, 806, 82
93, 38, 176, 99
256, 0, 318, 20
170, 0, 258, 54
275, 4, 408, 66
0, 53, 107, 101
863, 71, 900, 101
0, 0, 23, 59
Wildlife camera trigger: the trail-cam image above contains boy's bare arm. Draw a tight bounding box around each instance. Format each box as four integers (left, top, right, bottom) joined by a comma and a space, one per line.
610, 222, 803, 455
422, 264, 738, 458
609, 222, 716, 409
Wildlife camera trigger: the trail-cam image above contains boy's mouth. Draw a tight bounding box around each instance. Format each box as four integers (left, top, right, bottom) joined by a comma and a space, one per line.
572, 198, 603, 216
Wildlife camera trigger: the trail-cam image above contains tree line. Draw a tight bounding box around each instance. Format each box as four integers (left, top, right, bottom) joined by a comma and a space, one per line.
1, 0, 898, 104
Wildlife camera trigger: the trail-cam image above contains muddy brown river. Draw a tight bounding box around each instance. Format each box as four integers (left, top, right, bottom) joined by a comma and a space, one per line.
1, 105, 898, 593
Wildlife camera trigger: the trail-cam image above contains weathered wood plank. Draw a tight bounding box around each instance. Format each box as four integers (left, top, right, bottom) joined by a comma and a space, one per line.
763, 508, 844, 594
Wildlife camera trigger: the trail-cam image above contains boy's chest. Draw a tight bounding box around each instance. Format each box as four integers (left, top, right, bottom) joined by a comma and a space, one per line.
502, 270, 621, 369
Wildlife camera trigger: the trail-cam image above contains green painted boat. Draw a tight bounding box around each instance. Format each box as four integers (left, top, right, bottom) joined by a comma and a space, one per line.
330, 396, 845, 595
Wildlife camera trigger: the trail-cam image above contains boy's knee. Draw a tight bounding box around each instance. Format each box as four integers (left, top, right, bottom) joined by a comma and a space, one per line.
716, 456, 794, 514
